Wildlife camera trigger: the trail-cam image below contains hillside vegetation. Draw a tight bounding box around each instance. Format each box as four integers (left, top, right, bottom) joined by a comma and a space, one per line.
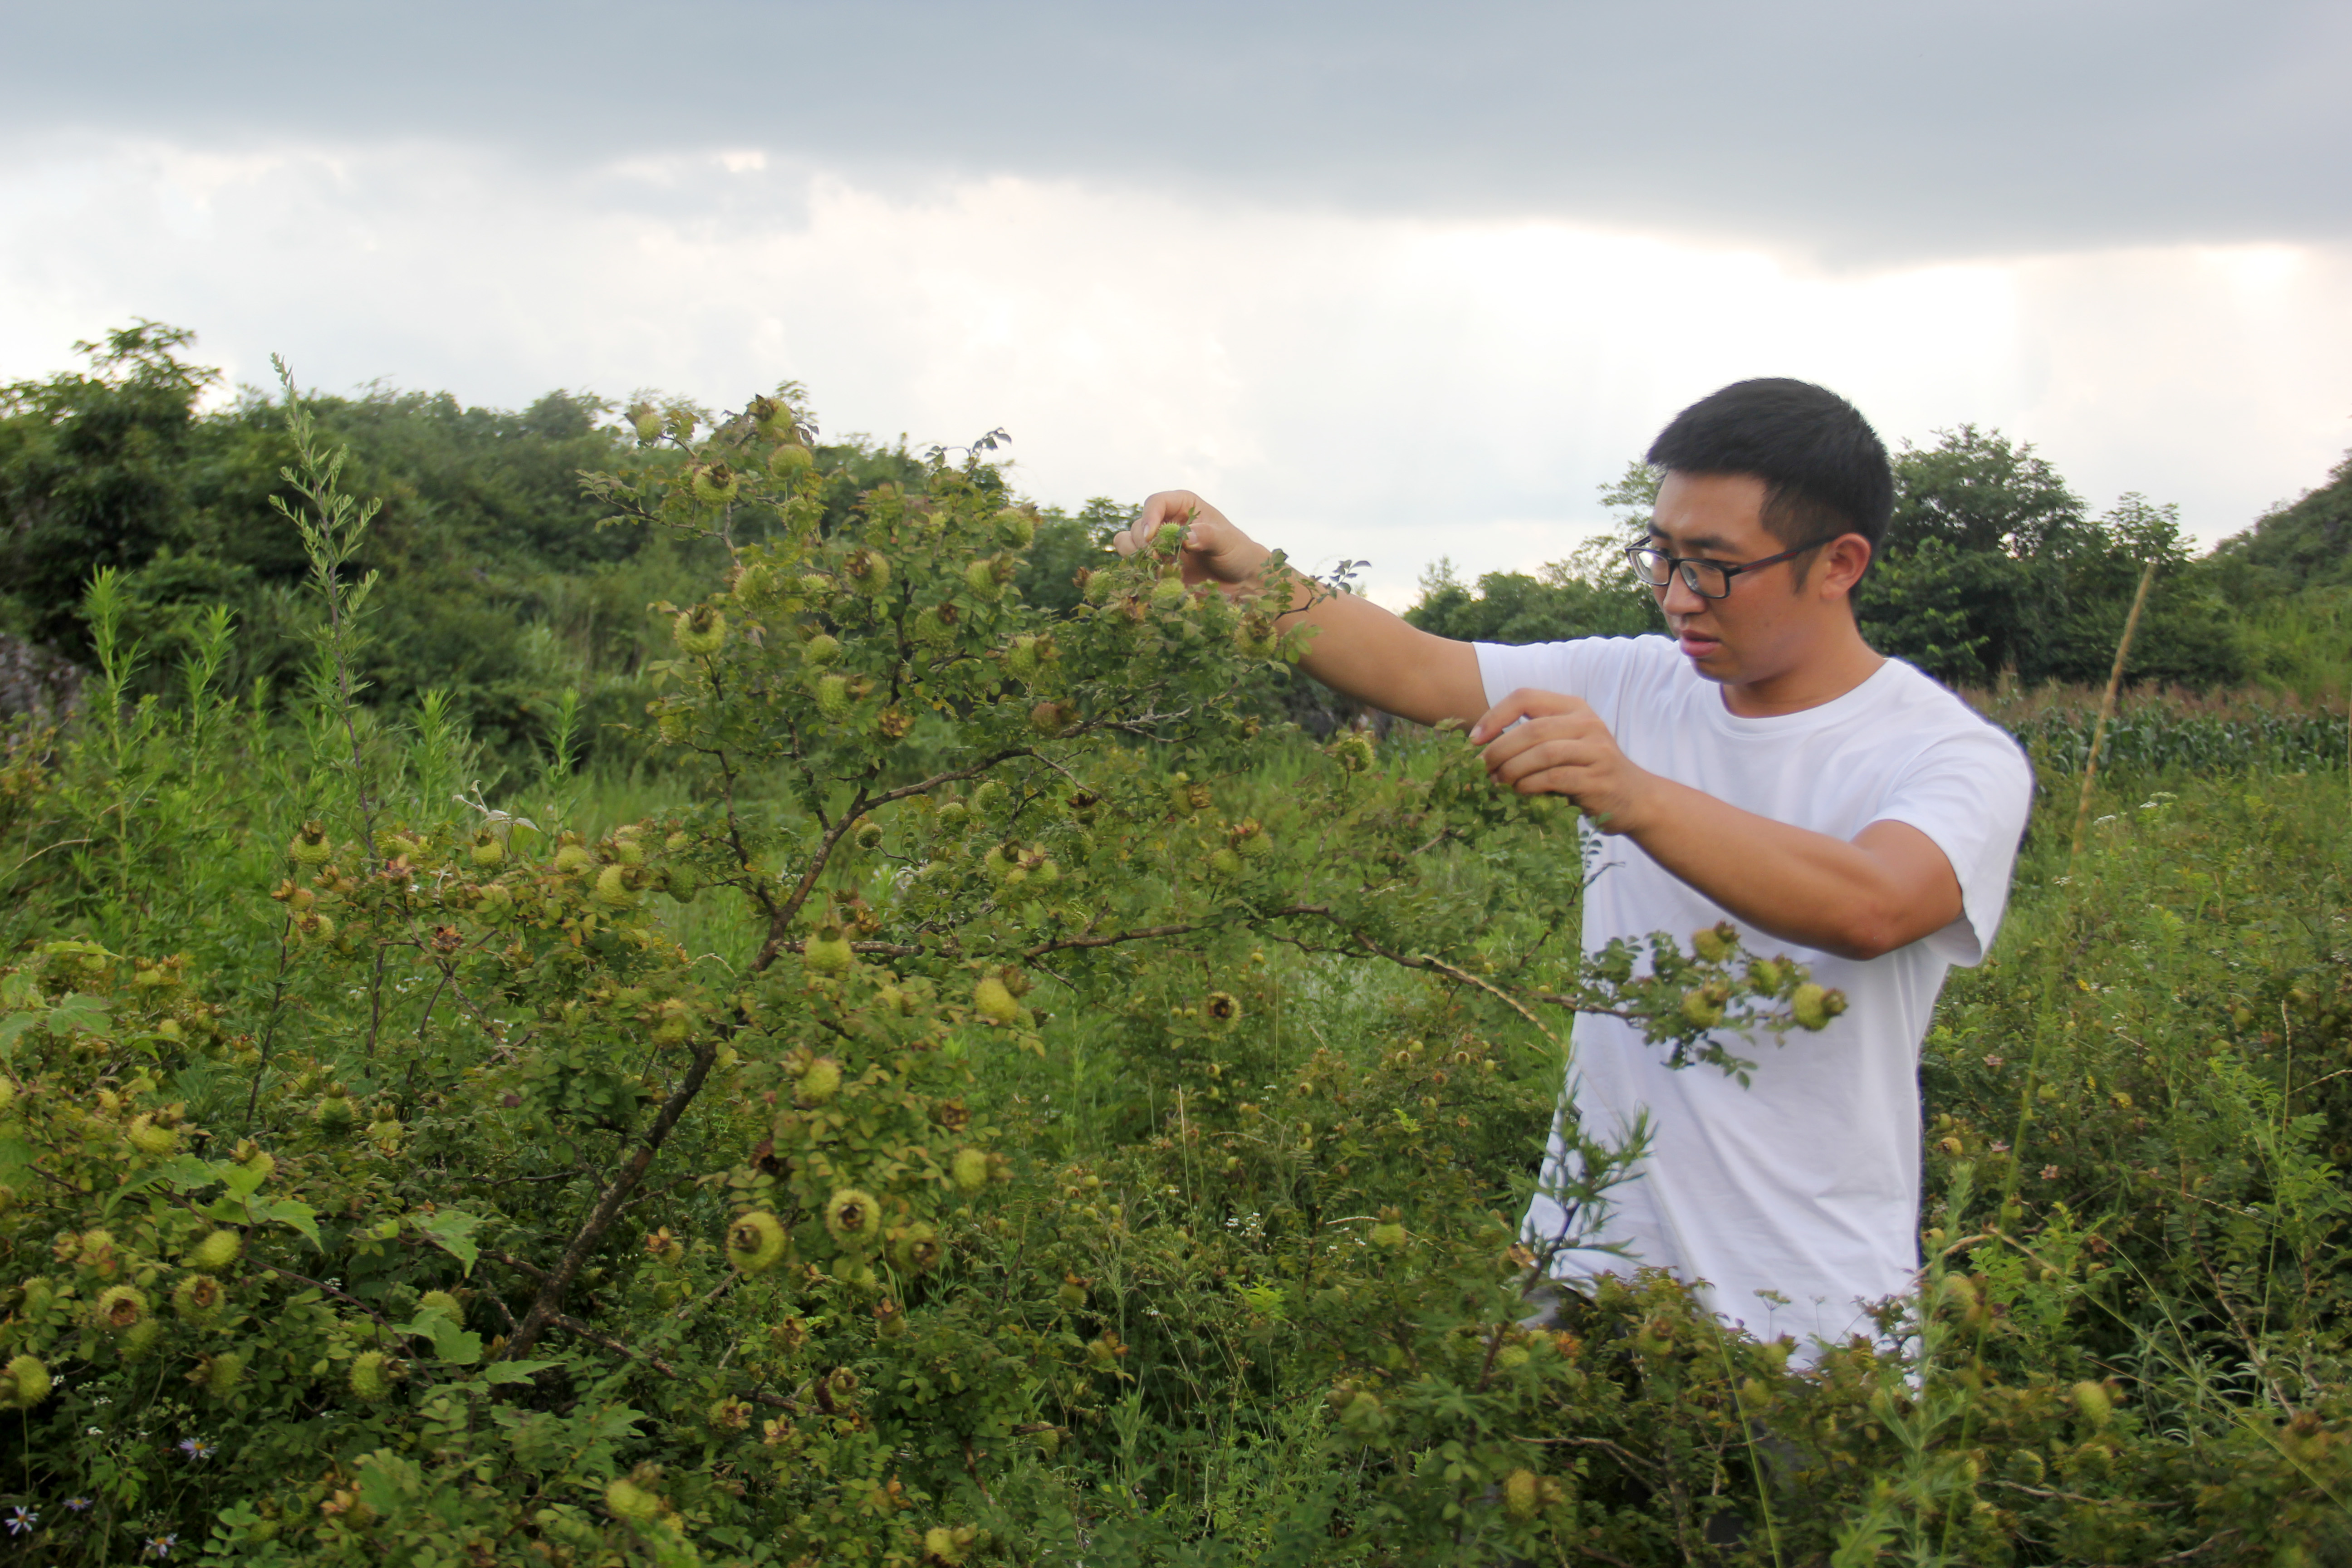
0, 328, 2347, 1565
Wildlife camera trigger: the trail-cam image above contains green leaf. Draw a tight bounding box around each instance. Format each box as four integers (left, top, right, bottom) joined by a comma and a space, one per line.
47, 993, 113, 1035
399, 1310, 485, 1367
418, 1208, 484, 1275
263, 1197, 321, 1250
476, 1359, 562, 1386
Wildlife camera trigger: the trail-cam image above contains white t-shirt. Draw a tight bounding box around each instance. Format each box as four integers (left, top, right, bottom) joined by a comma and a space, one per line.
1476, 634, 2033, 1356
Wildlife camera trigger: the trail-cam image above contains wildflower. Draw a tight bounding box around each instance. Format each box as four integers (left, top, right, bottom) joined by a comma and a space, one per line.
66, 1499, 91, 1512
2041, 1165, 2062, 1180
5, 1507, 35, 1536
1981, 1054, 2004, 1068
145, 1534, 178, 1559
177, 1436, 216, 1461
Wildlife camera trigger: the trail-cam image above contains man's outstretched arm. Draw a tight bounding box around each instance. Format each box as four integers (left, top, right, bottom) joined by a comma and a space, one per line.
1110, 491, 1489, 729
1472, 687, 1965, 960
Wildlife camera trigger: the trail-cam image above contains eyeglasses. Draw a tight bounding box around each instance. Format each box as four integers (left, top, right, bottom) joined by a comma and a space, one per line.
1623, 539, 1834, 601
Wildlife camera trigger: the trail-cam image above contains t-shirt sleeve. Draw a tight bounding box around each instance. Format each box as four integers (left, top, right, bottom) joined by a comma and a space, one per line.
1869, 725, 2035, 967
1474, 636, 1676, 732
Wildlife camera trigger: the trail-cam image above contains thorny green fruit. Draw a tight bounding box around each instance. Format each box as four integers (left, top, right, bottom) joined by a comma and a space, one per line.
1503, 1468, 1543, 1522
606, 1477, 663, 1522
553, 833, 594, 873
973, 976, 1020, 1027
349, 1350, 396, 1401
845, 547, 892, 594
888, 1220, 941, 1273
769, 441, 814, 476
727, 1210, 789, 1274
1370, 1220, 1407, 1250
127, 1112, 179, 1158
1330, 732, 1375, 773
593, 864, 637, 910
202, 1350, 245, 1398
825, 1188, 883, 1247
1746, 957, 1786, 993
802, 632, 843, 667
1207, 847, 1244, 879
629, 402, 662, 443
688, 460, 741, 505
418, 1289, 462, 1321
674, 606, 727, 656
173, 1273, 227, 1326
191, 1229, 242, 1272
469, 831, 504, 867
1151, 576, 1189, 612
964, 557, 1004, 600
817, 675, 852, 721
3, 1354, 49, 1408
803, 923, 855, 977
96, 1284, 150, 1333
1679, 985, 1728, 1029
993, 508, 1036, 549
289, 821, 333, 866
797, 1056, 843, 1106
854, 821, 885, 850
1792, 982, 1847, 1031
315, 1090, 357, 1134
1691, 921, 1737, 965
2073, 1380, 2114, 1426
1204, 991, 1241, 1026
951, 1147, 990, 1194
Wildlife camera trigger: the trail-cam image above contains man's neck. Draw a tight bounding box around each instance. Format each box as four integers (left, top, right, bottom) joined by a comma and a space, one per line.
1719, 625, 1886, 718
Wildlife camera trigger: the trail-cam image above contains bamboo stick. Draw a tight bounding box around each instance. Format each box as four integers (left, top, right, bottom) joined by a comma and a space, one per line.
2069, 559, 2160, 858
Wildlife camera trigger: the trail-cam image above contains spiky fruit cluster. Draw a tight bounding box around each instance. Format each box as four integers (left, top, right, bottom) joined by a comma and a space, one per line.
2072, 1380, 2114, 1426
816, 674, 852, 721
972, 976, 1020, 1027
1204, 991, 1241, 1026
1503, 1467, 1543, 1522
173, 1274, 227, 1326
769, 442, 814, 476
674, 606, 727, 656
887, 1220, 941, 1273
824, 1188, 882, 1248
951, 1147, 990, 1194
2, 1354, 49, 1409
796, 1057, 843, 1107
1746, 957, 1786, 993
95, 1284, 149, 1333
992, 508, 1036, 549
469, 830, 504, 867
418, 1289, 462, 1320
553, 833, 594, 873
315, 1088, 357, 1134
127, 1113, 178, 1158
349, 1350, 396, 1401
1369, 1219, 1407, 1250
803, 923, 854, 977
593, 864, 637, 910
1691, 921, 1738, 965
802, 632, 842, 667
844, 547, 892, 595
853, 820, 885, 850
288, 821, 333, 866
688, 460, 740, 505
1791, 982, 1847, 1031
202, 1350, 245, 1397
605, 1476, 664, 1522
1329, 732, 1375, 774
726, 1210, 789, 1274
1679, 984, 1730, 1029
629, 402, 662, 443
191, 1229, 242, 1271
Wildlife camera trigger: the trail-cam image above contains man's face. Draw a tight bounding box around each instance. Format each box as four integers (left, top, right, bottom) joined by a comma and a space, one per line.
1646, 470, 1832, 687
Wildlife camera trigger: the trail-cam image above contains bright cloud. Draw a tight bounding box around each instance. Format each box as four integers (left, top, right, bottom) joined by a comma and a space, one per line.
2, 136, 2347, 607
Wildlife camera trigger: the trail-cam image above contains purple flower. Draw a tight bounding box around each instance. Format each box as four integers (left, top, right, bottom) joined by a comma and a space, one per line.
64, 1498, 91, 1512
5, 1507, 36, 1536
144, 1534, 178, 1559
176, 1438, 215, 1462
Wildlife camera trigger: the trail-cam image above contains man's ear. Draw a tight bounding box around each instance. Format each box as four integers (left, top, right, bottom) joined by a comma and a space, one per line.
1815, 534, 1873, 601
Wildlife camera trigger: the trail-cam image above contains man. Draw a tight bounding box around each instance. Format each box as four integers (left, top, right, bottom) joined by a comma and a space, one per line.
1114, 378, 2033, 1355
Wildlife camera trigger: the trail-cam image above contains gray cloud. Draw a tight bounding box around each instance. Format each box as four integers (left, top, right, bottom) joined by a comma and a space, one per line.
9, 0, 2347, 263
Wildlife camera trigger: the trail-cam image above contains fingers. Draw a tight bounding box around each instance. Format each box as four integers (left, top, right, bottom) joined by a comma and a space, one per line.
1114, 490, 1204, 558
1466, 687, 1586, 745
1485, 735, 1600, 790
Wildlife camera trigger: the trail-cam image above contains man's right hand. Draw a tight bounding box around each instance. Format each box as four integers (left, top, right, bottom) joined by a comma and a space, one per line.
1110, 491, 1276, 590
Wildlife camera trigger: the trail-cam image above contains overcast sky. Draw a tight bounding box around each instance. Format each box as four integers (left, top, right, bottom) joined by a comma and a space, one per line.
4, 1, 2347, 602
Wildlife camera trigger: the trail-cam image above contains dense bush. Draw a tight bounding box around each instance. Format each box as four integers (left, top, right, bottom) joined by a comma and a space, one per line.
0, 379, 2347, 1565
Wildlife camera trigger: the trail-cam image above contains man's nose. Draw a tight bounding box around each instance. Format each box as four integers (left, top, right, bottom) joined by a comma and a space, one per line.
1658, 571, 1709, 617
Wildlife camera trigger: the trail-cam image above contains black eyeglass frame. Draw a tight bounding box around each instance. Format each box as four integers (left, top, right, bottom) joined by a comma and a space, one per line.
1622, 537, 1838, 601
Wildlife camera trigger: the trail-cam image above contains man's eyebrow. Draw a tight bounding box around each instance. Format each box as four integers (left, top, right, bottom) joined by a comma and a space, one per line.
1649, 529, 1737, 554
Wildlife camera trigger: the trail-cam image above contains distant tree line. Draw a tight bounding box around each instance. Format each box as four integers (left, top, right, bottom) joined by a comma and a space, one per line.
3, 323, 2344, 760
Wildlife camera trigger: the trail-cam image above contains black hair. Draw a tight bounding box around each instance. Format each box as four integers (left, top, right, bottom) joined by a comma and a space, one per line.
1644, 378, 1893, 558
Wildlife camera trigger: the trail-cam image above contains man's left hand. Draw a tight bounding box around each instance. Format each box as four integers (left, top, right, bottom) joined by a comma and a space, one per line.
1468, 688, 1656, 833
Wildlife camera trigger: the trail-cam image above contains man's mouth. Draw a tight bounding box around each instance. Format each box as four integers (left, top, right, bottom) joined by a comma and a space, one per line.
1674, 627, 1722, 659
